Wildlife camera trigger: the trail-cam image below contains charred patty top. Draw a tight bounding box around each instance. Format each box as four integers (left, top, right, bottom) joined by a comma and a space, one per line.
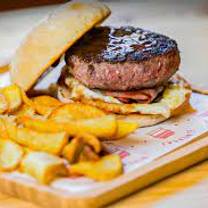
65, 26, 180, 91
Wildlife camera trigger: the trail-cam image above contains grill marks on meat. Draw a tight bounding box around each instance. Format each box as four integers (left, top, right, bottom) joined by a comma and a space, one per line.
66, 26, 178, 63
65, 26, 180, 91
105, 86, 164, 104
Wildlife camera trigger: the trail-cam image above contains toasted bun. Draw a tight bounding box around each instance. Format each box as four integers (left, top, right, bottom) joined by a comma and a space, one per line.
117, 114, 167, 127
10, 1, 110, 91
116, 98, 194, 127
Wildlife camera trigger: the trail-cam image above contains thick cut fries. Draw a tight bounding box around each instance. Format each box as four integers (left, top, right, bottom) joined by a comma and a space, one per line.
62, 138, 83, 163
62, 134, 101, 163
4, 120, 68, 155
112, 120, 139, 139
21, 152, 67, 184
79, 145, 99, 162
0, 139, 24, 171
15, 104, 35, 118
16, 128, 68, 155
33, 96, 62, 117
21, 89, 34, 107
70, 154, 123, 181
0, 118, 9, 139
19, 115, 117, 138
50, 103, 106, 121
17, 128, 68, 155
0, 94, 8, 114
78, 133, 101, 153
0, 84, 138, 182
2, 116, 17, 140
1, 85, 22, 113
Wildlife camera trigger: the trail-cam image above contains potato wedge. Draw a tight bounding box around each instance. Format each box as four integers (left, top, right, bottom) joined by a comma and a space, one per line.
70, 154, 123, 181
0, 118, 9, 139
2, 116, 17, 140
21, 89, 34, 107
112, 120, 139, 140
17, 128, 68, 155
0, 94, 8, 114
50, 103, 106, 121
4, 119, 68, 155
0, 139, 24, 171
19, 115, 117, 138
15, 104, 35, 118
1, 85, 22, 113
80, 133, 101, 153
78, 145, 99, 162
33, 96, 62, 117
21, 151, 67, 184
62, 138, 84, 164
23, 147, 33, 155
62, 134, 100, 163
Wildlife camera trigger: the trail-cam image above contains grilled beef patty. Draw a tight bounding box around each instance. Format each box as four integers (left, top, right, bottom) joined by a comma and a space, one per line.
65, 26, 180, 91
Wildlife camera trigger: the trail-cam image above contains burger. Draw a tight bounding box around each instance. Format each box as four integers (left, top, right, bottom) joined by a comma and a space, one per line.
57, 25, 191, 126
10, 1, 192, 127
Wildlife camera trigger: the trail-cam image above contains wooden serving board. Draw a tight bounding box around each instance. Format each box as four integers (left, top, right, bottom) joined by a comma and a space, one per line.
0, 134, 207, 208
0, 2, 208, 207
0, 90, 207, 208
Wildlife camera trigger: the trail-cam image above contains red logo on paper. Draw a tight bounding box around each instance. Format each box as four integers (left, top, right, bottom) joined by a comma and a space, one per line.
148, 128, 175, 139
118, 151, 129, 159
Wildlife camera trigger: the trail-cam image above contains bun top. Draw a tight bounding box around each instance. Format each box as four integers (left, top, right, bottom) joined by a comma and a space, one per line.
10, 1, 110, 91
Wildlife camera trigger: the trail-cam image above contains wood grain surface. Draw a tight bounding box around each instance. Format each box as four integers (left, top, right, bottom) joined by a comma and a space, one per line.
0, 136, 208, 208
0, 1, 208, 207
0, 160, 208, 208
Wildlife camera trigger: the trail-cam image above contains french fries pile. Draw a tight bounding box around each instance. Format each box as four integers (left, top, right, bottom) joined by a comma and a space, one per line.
0, 84, 139, 184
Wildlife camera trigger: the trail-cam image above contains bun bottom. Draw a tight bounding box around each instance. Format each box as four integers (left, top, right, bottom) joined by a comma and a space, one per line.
115, 98, 194, 127
116, 114, 167, 127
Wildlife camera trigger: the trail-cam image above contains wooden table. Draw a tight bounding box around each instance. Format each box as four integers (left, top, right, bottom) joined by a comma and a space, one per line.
0, 1, 208, 207
0, 160, 208, 208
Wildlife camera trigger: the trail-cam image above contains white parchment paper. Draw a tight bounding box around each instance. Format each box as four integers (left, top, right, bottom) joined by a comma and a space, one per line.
2, 69, 207, 194
50, 93, 208, 193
